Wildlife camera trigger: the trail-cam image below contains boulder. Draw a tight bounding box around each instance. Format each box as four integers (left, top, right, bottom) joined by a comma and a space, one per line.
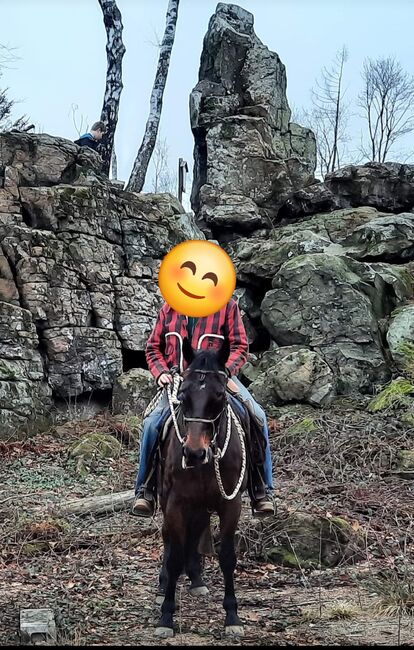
341, 213, 414, 262
261, 254, 393, 393
69, 432, 122, 474
0, 131, 102, 187
278, 182, 343, 221
250, 348, 336, 408
387, 304, 414, 372
112, 369, 157, 416
0, 302, 51, 437
325, 162, 414, 213
228, 229, 339, 283
238, 511, 363, 568
277, 162, 414, 221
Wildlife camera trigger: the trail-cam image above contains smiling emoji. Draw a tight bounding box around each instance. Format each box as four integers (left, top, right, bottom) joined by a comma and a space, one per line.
158, 240, 236, 317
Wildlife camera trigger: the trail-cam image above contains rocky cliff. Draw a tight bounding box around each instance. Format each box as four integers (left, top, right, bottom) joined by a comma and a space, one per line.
0, 132, 203, 437
190, 3, 414, 405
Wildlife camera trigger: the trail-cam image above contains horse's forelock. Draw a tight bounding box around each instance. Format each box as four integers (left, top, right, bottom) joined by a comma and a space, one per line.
188, 350, 222, 373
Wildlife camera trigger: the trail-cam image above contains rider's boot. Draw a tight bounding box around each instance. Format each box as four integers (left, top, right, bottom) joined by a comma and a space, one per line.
131, 465, 157, 518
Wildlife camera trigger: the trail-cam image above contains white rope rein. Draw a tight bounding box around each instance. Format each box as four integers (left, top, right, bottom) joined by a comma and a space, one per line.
145, 372, 246, 501
213, 405, 247, 500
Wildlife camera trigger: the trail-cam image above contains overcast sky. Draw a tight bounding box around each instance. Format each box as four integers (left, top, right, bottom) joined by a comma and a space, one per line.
2, 0, 414, 199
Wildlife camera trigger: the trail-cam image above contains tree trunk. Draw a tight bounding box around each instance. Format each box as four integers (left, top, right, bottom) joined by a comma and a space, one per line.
126, 0, 180, 193
98, 0, 126, 176
111, 147, 118, 180
58, 489, 135, 516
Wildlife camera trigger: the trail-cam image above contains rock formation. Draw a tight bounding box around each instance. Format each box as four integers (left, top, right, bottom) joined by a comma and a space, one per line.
0, 132, 203, 437
190, 3, 316, 239
190, 3, 414, 402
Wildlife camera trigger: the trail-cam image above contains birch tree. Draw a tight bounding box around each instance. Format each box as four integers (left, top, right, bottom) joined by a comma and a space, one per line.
111, 148, 118, 181
98, 0, 126, 176
358, 56, 414, 162
127, 0, 180, 192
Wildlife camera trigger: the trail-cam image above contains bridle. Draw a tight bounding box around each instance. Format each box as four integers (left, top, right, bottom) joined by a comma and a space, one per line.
165, 370, 247, 501
181, 369, 228, 445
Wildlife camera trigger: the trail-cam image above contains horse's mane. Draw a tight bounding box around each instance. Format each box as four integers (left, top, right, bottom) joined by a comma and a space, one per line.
188, 350, 223, 373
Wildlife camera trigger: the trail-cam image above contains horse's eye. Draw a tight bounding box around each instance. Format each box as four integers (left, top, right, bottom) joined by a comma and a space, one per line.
202, 272, 218, 286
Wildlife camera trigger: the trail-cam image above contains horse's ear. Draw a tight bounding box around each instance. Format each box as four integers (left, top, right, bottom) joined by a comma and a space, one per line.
218, 338, 230, 368
182, 337, 195, 365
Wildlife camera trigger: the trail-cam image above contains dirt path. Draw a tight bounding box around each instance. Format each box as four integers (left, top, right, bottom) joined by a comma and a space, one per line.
1, 406, 413, 646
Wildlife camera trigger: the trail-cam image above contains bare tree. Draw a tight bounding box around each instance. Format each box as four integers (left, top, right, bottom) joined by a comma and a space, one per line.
0, 91, 29, 131
358, 56, 414, 162
308, 46, 349, 177
98, 0, 126, 176
69, 103, 89, 138
0, 44, 29, 132
151, 137, 177, 193
127, 0, 180, 193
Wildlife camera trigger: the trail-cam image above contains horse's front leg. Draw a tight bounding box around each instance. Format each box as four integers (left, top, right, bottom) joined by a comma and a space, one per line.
155, 509, 185, 638
156, 532, 170, 605
185, 511, 210, 597
218, 498, 244, 637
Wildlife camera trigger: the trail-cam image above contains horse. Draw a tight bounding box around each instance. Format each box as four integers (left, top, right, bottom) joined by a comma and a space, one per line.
155, 337, 248, 638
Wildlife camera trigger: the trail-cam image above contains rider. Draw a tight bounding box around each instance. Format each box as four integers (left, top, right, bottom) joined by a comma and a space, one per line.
132, 298, 275, 517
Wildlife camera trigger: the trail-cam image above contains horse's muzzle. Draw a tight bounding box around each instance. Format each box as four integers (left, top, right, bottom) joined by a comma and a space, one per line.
182, 446, 212, 469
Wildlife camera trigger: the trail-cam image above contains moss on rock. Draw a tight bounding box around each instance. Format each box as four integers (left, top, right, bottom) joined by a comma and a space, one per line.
368, 378, 414, 412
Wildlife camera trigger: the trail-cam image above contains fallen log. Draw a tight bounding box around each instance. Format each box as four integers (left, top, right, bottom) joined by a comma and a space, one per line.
59, 489, 135, 516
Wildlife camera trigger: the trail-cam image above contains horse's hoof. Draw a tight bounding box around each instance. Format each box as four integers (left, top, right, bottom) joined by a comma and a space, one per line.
155, 626, 174, 638
155, 593, 165, 605
225, 625, 244, 637
189, 585, 209, 597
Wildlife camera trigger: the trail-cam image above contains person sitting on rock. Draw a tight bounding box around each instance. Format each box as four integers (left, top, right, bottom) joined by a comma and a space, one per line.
74, 121, 106, 151
131, 299, 275, 518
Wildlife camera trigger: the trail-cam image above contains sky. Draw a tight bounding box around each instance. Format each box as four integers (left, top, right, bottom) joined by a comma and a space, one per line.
1, 0, 414, 202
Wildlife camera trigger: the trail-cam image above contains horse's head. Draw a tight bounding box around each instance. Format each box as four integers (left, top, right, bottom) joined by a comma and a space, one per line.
178, 337, 230, 469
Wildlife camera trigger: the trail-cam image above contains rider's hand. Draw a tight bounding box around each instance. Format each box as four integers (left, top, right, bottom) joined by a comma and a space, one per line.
157, 372, 173, 387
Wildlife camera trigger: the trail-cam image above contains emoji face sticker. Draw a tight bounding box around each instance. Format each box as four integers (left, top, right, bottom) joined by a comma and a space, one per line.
158, 240, 236, 317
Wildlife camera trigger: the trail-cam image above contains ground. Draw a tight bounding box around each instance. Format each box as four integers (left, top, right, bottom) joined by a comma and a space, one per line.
1, 400, 414, 646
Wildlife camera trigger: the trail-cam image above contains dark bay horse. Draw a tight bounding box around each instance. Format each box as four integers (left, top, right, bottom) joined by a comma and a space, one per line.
155, 337, 248, 638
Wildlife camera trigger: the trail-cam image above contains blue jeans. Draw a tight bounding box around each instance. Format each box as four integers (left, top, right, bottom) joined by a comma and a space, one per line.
135, 392, 170, 493
229, 378, 274, 490
134, 378, 274, 494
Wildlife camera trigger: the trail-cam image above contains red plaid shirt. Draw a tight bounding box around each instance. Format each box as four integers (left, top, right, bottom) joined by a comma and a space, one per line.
146, 299, 248, 380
